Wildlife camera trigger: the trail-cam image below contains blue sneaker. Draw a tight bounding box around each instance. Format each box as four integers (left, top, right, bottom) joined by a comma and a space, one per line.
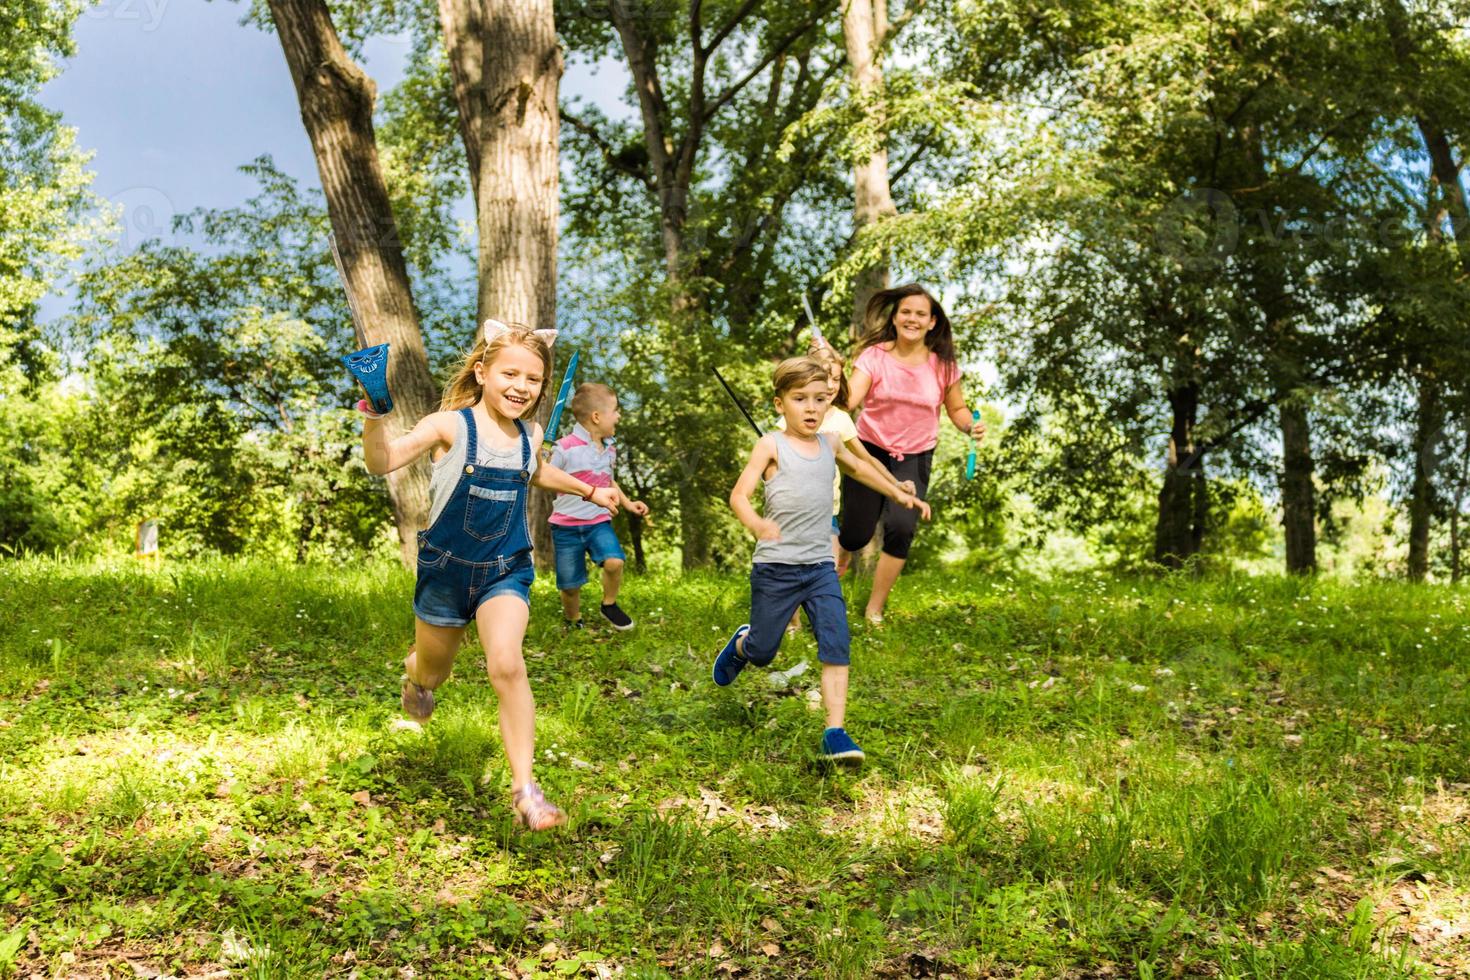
820, 728, 865, 765
712, 624, 751, 686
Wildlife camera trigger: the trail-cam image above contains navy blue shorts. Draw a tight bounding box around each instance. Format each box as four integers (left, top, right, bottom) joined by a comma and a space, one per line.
551, 521, 626, 590
414, 545, 534, 628
743, 562, 850, 667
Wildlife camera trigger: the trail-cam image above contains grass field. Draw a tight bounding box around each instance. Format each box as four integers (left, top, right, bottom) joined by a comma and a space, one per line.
2, 559, 1468, 978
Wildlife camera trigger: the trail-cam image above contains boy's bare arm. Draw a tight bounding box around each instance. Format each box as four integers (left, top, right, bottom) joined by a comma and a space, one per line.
730, 437, 779, 539
613, 480, 649, 516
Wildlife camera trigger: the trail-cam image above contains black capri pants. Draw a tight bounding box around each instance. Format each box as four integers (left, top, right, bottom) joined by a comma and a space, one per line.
838, 440, 933, 560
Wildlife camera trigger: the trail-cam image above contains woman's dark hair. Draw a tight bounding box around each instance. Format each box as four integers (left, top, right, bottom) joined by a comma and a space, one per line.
855, 283, 957, 371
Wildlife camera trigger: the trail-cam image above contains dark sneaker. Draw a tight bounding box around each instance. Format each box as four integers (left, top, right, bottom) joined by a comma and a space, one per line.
820, 727, 865, 765
599, 602, 634, 631
712, 624, 751, 687
565, 618, 584, 630
401, 674, 435, 723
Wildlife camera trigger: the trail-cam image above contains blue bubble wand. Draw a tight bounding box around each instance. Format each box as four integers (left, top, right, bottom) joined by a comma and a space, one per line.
965, 409, 980, 480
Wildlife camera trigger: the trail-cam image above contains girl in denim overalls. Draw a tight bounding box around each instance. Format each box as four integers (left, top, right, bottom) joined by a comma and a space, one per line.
360, 321, 620, 830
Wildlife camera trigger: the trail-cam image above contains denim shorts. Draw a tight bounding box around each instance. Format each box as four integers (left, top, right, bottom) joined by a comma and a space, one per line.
551, 521, 626, 590
413, 543, 535, 628
743, 561, 850, 667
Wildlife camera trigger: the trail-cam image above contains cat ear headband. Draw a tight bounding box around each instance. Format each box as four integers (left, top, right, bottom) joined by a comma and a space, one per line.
481, 317, 558, 347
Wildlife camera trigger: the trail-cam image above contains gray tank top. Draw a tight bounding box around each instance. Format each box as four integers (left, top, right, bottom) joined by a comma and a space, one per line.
754, 433, 837, 566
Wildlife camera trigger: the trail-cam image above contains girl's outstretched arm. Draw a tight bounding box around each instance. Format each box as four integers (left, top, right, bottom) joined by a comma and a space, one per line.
529, 423, 620, 513
831, 435, 931, 520
363, 412, 455, 475
943, 380, 986, 444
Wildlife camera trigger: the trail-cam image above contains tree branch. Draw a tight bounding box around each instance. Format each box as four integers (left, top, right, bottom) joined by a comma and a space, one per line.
890, 126, 937, 187
702, 4, 836, 124
563, 110, 656, 193
702, 0, 763, 56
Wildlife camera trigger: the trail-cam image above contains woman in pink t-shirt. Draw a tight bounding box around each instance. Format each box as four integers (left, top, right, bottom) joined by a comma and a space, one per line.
837, 284, 986, 623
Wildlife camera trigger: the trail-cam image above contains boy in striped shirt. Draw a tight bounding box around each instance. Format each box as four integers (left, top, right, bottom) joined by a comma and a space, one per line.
548, 383, 650, 630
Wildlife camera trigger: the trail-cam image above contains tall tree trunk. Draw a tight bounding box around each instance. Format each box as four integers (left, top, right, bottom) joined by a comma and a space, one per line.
1386, 0, 1470, 277
626, 513, 646, 573
622, 446, 649, 573
1279, 399, 1316, 574
1455, 423, 1470, 583
1408, 374, 1443, 582
476, 0, 563, 566
1154, 383, 1204, 568
842, 0, 897, 341
437, 0, 484, 208
267, 0, 438, 565
1453, 432, 1467, 584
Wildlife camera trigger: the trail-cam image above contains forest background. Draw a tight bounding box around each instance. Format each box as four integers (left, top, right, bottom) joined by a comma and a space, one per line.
7, 0, 1470, 583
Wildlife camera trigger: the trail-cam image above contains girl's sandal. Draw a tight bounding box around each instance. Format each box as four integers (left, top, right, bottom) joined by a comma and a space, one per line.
400, 674, 435, 723
512, 782, 567, 831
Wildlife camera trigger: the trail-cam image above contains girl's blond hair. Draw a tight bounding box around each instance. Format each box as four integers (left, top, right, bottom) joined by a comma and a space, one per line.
440, 326, 554, 416
807, 344, 851, 411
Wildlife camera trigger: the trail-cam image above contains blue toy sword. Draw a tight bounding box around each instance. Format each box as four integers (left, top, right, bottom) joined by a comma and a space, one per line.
331, 232, 393, 415
965, 409, 980, 480
541, 350, 580, 460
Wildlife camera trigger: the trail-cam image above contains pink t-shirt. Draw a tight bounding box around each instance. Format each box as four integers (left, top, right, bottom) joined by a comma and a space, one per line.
852, 345, 961, 458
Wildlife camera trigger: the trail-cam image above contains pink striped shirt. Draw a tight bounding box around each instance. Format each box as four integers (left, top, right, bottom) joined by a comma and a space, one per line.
852, 345, 961, 459
548, 424, 615, 526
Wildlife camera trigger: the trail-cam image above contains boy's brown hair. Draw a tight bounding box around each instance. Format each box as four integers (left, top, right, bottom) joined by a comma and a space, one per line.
571, 382, 617, 424
772, 356, 830, 396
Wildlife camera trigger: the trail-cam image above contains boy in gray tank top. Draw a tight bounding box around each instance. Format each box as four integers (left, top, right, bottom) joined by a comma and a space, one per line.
713, 357, 929, 764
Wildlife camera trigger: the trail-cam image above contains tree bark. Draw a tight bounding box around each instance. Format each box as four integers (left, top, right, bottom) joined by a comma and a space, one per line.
475, 0, 564, 566
842, 0, 898, 340
1279, 399, 1316, 574
622, 445, 650, 573
267, 0, 438, 565
1385, 0, 1470, 277
1455, 423, 1470, 583
1153, 383, 1205, 569
1407, 374, 1442, 582
437, 0, 485, 207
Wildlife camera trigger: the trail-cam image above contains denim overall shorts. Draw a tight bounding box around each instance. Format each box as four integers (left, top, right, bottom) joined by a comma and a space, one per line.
413, 408, 536, 628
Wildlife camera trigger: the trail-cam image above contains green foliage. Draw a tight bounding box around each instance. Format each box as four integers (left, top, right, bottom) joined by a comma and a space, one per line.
1, 161, 399, 558
0, 0, 99, 333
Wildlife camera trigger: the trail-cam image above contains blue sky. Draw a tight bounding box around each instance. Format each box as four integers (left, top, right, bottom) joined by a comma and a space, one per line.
38, 0, 626, 318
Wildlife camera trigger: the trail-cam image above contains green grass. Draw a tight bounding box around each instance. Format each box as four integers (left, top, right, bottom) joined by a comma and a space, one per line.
2, 559, 1468, 977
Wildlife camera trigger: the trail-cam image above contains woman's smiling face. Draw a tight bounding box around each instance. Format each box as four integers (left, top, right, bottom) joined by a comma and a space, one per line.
893, 295, 935, 345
